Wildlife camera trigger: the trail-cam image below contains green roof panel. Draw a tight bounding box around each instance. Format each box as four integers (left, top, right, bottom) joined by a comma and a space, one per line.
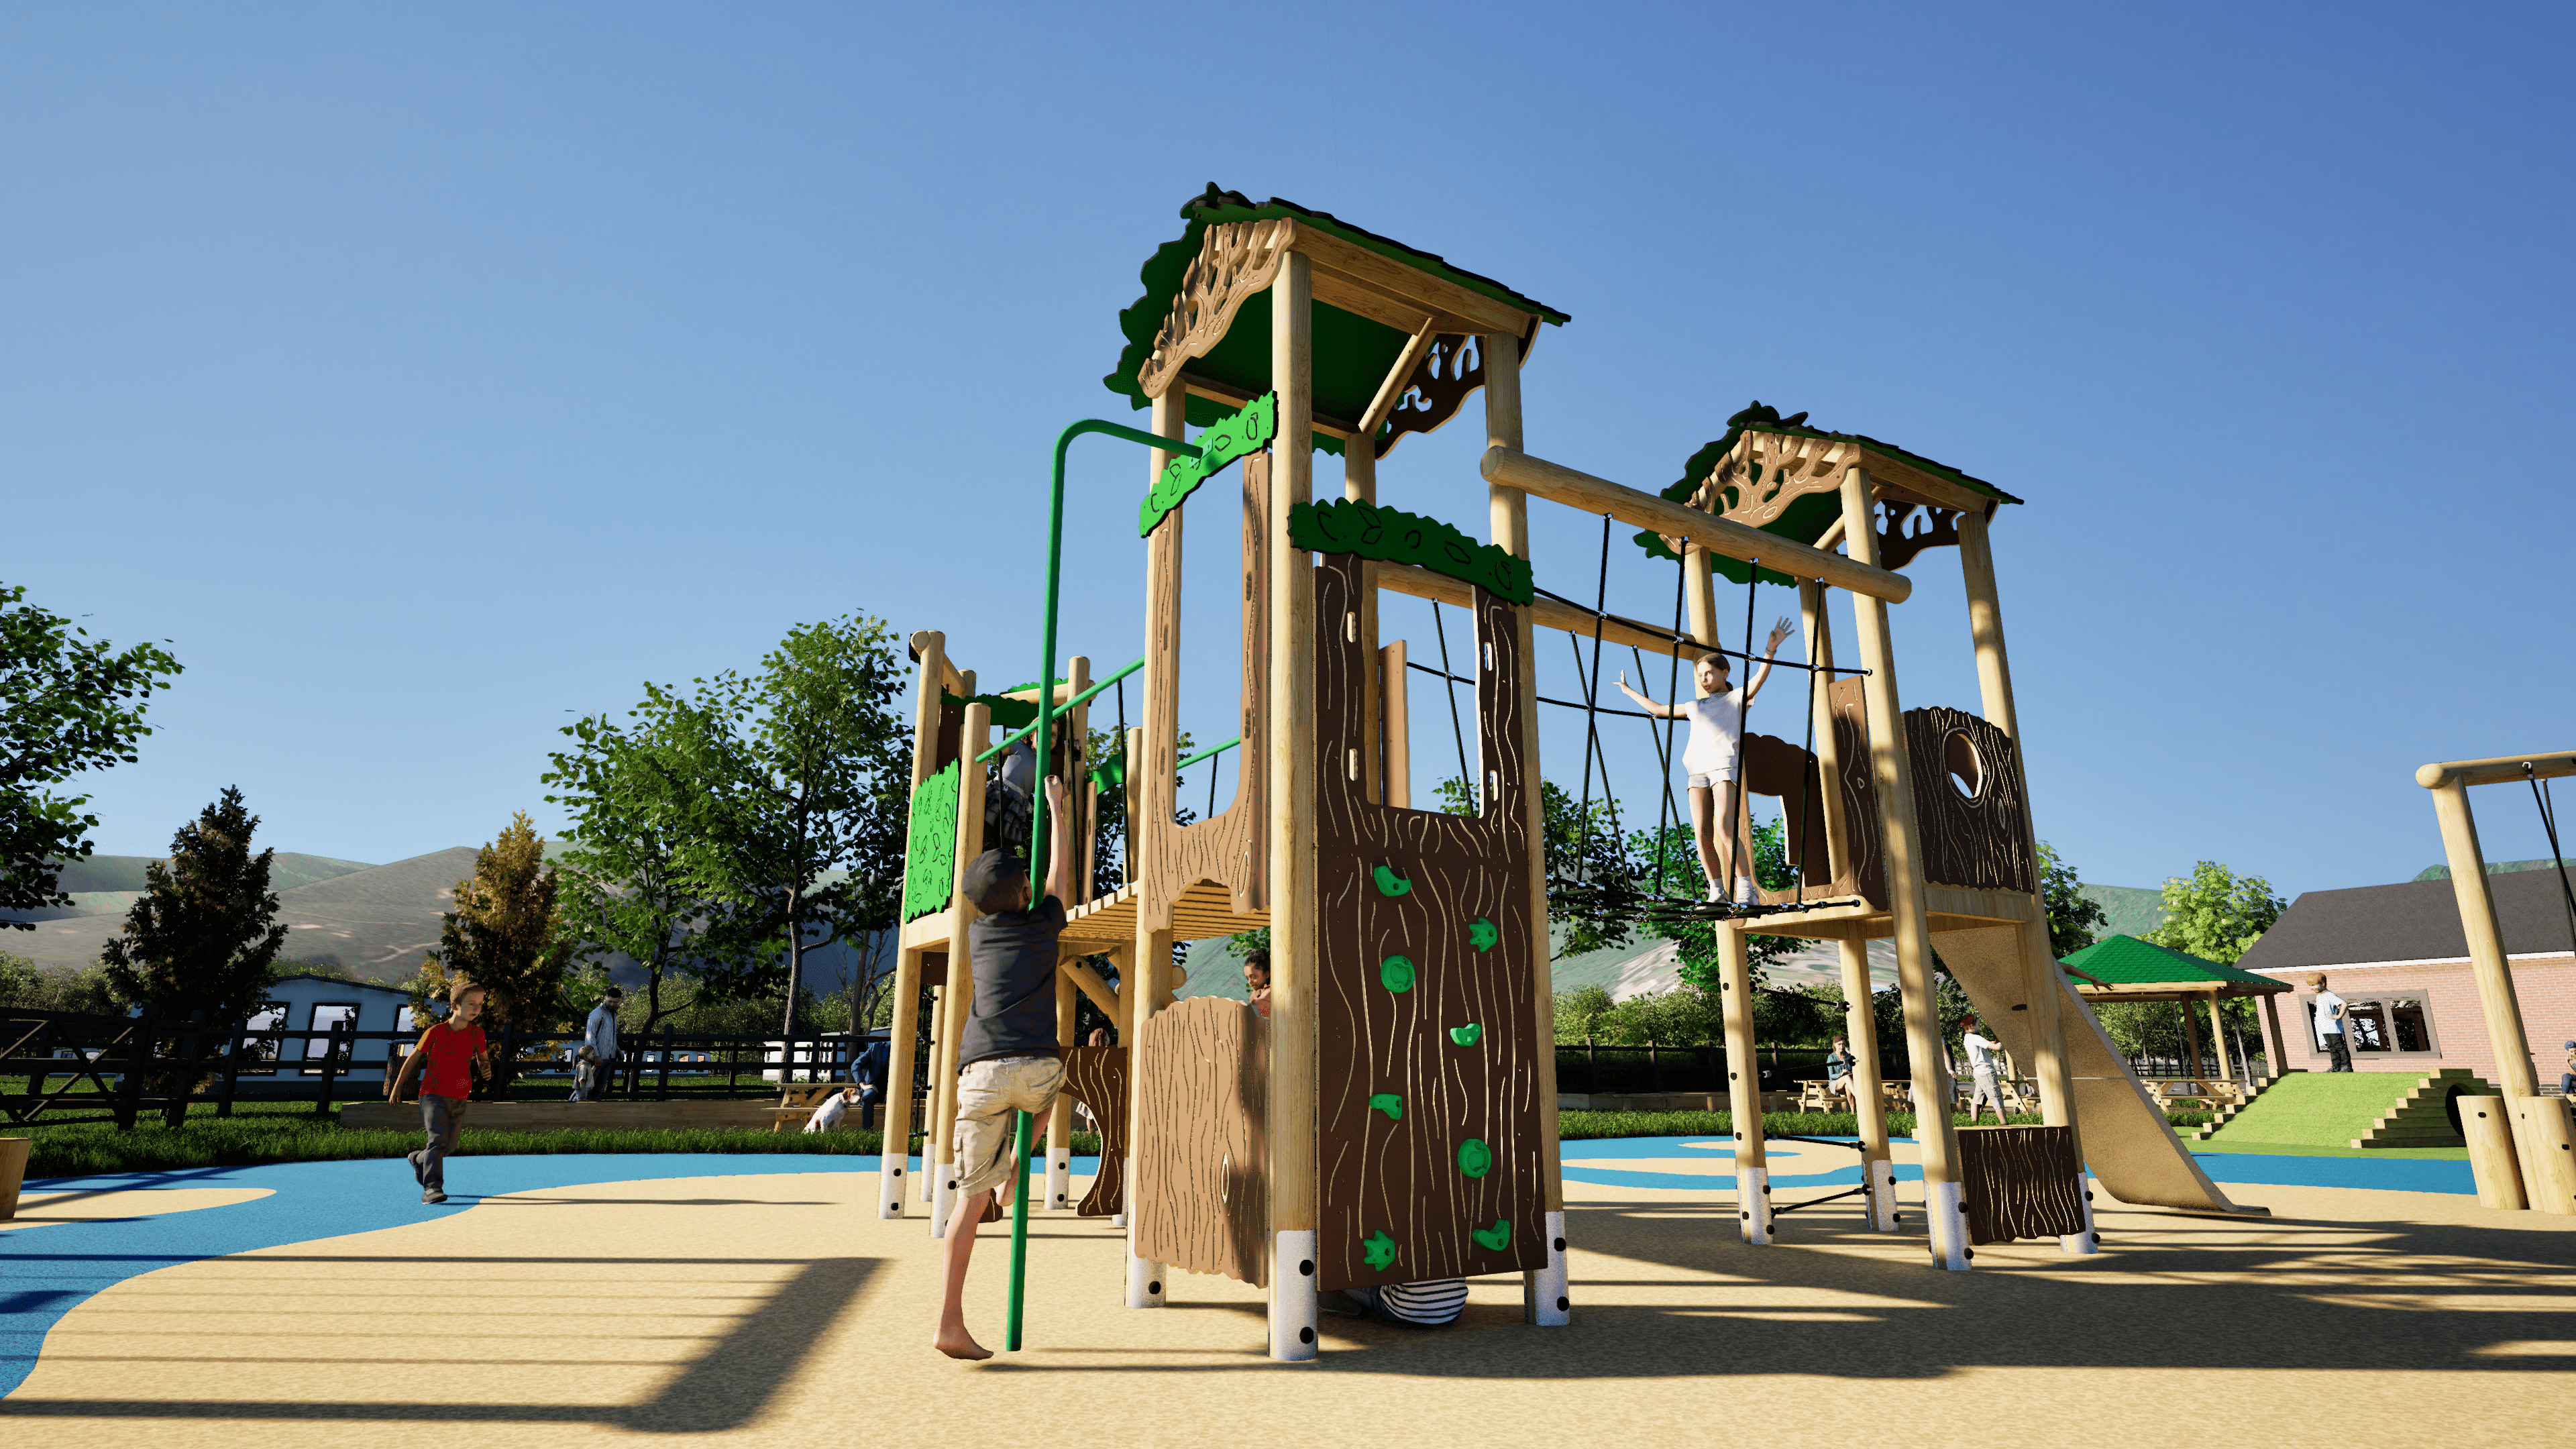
2059, 934, 2286, 989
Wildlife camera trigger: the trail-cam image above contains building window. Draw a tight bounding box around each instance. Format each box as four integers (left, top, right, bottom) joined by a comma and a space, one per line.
2346, 992, 2441, 1057
239, 1008, 284, 1075
307, 1003, 361, 1073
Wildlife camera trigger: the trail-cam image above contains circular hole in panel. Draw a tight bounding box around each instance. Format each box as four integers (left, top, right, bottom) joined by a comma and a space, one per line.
1944, 731, 1983, 800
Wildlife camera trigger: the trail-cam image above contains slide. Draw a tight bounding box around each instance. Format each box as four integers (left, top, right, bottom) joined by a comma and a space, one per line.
1935, 923, 2267, 1215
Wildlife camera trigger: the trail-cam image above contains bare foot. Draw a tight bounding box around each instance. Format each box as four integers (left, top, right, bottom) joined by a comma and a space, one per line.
933, 1329, 992, 1361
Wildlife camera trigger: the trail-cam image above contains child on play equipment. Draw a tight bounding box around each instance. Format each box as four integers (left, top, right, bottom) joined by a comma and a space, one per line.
1243, 949, 1272, 1019
1617, 617, 1795, 905
934, 775, 1076, 1362
385, 980, 489, 1205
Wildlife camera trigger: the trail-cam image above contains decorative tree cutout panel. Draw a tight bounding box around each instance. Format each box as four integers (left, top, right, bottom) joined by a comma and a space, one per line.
1133, 997, 1269, 1286
1063, 1044, 1129, 1218
1957, 1125, 2084, 1244
1310, 554, 1544, 1291
1903, 706, 2034, 894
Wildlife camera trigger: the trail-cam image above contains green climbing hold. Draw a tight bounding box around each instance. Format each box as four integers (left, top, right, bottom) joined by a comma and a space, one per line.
1456, 1138, 1493, 1178
1373, 863, 1413, 898
1466, 917, 1498, 951
1380, 956, 1416, 993
1449, 1023, 1483, 1046
1472, 1218, 1511, 1252
1362, 1230, 1399, 1271
1368, 1093, 1403, 1122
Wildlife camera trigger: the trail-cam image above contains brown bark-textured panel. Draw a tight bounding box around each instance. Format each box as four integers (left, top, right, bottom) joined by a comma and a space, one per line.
1134, 996, 1270, 1285
1904, 706, 2035, 894
1311, 554, 1544, 1292
1738, 733, 1833, 896
1956, 1124, 2084, 1244
1063, 1044, 1128, 1218
1826, 678, 1887, 908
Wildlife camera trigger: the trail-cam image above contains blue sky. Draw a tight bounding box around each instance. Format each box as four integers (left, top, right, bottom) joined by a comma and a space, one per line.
5, 3, 2570, 900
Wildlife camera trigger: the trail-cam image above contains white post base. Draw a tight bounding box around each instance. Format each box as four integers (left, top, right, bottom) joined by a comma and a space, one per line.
917, 1143, 934, 1203
2060, 1168, 2100, 1254
929, 1161, 957, 1240
1926, 1178, 1970, 1270
1269, 1230, 1318, 1361
1125, 1248, 1165, 1307
1866, 1156, 1900, 1232
1046, 1152, 1071, 1212
878, 1156, 907, 1220
1738, 1165, 1772, 1244
1523, 1210, 1569, 1324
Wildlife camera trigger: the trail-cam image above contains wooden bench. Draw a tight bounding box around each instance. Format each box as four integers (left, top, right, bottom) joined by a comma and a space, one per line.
769, 1083, 849, 1133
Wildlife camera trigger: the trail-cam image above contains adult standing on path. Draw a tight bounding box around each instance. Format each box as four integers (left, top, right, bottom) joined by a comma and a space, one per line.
578, 987, 623, 1100
388, 981, 489, 1204
1959, 1014, 2008, 1124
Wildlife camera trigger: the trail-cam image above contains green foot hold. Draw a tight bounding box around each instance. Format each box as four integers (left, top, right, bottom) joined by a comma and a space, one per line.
1472, 1218, 1511, 1252
1448, 1023, 1483, 1046
1362, 1230, 1399, 1271
1380, 956, 1416, 993
1373, 863, 1413, 898
1466, 916, 1498, 951
1456, 1138, 1493, 1179
1368, 1092, 1403, 1122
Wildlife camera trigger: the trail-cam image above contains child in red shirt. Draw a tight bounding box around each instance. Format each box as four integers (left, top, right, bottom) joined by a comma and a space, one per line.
387, 982, 488, 1203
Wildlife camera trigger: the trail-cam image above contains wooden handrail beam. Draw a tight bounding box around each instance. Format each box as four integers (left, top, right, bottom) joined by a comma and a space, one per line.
2416, 752, 2576, 789
1478, 447, 1913, 604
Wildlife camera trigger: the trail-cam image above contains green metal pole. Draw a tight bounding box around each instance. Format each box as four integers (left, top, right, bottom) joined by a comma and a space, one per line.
1005, 1107, 1034, 1350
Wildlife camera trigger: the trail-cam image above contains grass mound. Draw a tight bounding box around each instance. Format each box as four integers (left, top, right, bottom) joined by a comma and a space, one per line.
2202, 1074, 2436, 1148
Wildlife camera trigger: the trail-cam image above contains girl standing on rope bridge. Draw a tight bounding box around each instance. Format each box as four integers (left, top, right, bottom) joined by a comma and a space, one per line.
1618, 618, 1794, 906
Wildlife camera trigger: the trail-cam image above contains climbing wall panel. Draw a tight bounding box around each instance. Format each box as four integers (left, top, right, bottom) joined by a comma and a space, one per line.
1311, 555, 1545, 1292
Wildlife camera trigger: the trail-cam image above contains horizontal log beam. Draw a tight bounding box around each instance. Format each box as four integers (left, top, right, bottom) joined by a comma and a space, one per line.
1374, 561, 1723, 660
1059, 956, 1121, 1020
1479, 447, 1913, 604
2416, 752, 2576, 789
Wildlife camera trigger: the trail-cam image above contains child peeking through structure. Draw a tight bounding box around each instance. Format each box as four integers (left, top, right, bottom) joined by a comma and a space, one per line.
934, 775, 1075, 1361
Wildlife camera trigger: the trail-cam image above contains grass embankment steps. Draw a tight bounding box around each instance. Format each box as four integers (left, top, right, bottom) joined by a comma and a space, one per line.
2199, 1069, 2500, 1151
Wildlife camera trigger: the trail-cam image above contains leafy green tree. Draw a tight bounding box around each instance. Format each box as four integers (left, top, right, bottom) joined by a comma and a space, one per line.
422, 812, 572, 1063
684, 614, 912, 1035
2141, 861, 2286, 965
0, 948, 38, 1006
2035, 839, 2110, 959
1634, 816, 1803, 986
1432, 775, 1642, 956
1553, 985, 1617, 1044
99, 787, 288, 1022
544, 701, 735, 1034
1, 584, 182, 927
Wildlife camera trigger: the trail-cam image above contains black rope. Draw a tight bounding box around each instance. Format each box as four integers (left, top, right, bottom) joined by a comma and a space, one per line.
2526, 765, 2576, 961
1794, 583, 1819, 906
1117, 678, 1130, 886
1208, 747, 1220, 821
1527, 584, 1865, 676
1572, 515, 1613, 873
1430, 600, 1474, 810
1719, 559, 1759, 901
1654, 561, 1686, 898
1404, 659, 1654, 718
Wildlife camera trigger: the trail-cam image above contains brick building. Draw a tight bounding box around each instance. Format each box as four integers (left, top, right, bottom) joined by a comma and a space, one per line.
2236, 869, 2576, 1087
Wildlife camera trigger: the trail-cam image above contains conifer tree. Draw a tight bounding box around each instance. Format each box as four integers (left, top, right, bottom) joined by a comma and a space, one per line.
99, 786, 288, 1021
423, 812, 570, 1067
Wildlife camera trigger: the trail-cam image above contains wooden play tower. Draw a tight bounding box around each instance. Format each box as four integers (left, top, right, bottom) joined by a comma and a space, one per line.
881, 187, 2260, 1362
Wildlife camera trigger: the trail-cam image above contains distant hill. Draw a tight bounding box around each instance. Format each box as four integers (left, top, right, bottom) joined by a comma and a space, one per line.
4, 852, 376, 925
2079, 882, 2169, 938
2412, 857, 2576, 882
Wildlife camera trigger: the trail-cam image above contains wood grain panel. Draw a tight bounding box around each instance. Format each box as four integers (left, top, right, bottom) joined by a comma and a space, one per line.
1826, 677, 1888, 909
1311, 554, 1544, 1291
1956, 1124, 2084, 1244
1140, 455, 1270, 917
1903, 706, 2035, 894
1133, 997, 1269, 1285
1063, 1044, 1128, 1218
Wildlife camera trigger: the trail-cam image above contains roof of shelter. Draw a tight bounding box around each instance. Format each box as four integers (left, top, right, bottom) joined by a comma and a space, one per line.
2061, 934, 2287, 992
2236, 869, 2576, 975
1641, 402, 2025, 583
1104, 185, 1568, 447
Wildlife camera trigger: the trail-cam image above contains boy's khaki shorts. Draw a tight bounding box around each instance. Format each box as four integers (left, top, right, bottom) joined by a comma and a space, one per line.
952, 1055, 1066, 1199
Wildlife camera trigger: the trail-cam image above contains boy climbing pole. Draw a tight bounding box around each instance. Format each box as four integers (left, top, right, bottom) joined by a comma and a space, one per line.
934, 775, 1076, 1361
1617, 617, 1794, 905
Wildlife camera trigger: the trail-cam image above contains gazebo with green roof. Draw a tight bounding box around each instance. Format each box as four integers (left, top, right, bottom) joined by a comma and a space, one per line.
2061, 934, 2292, 1089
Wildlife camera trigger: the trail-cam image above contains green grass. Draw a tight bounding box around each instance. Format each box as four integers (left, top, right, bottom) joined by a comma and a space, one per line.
2199, 1074, 2450, 1148
2188, 1139, 2468, 1161
4, 1104, 2216, 1181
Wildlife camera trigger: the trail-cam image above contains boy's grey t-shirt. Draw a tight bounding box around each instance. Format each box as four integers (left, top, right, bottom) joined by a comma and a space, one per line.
959, 896, 1066, 1069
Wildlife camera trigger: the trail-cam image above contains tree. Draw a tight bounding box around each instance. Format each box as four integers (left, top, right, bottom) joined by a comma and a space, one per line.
2035, 839, 2110, 959
1553, 985, 1616, 1044
1432, 775, 1642, 957
422, 812, 571, 1063
684, 614, 911, 1035
2141, 861, 2286, 965
99, 787, 288, 1022
544, 701, 736, 1036
1635, 815, 1804, 987
0, 948, 38, 1006
1, 583, 182, 927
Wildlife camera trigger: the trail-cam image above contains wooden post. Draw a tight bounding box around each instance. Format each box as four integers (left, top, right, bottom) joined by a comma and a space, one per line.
1126, 388, 1187, 1307
2181, 1000, 2205, 1080
1379, 639, 1410, 809
2208, 994, 2235, 1085
1346, 441, 1381, 804
2259, 991, 2287, 1079
918, 982, 942, 1205
1834, 938, 1898, 1229
313, 1018, 343, 1120
2426, 777, 2576, 1212
1797, 582, 1855, 883
1481, 329, 1568, 1327
1717, 926, 1770, 1242
932, 700, 993, 1238
1840, 466, 1968, 1271
2460, 1095, 2529, 1210
1266, 251, 1322, 1362
1047, 969, 1075, 1210
879, 625, 943, 1209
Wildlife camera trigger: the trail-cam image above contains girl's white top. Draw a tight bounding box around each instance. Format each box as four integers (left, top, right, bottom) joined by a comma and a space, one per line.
1680, 688, 1748, 777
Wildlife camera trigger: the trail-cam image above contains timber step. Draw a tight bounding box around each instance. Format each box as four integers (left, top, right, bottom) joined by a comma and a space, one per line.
2193, 1074, 2284, 1141
2351, 1067, 2502, 1149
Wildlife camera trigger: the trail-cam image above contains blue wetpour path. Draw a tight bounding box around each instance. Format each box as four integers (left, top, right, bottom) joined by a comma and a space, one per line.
0, 1140, 2477, 1399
